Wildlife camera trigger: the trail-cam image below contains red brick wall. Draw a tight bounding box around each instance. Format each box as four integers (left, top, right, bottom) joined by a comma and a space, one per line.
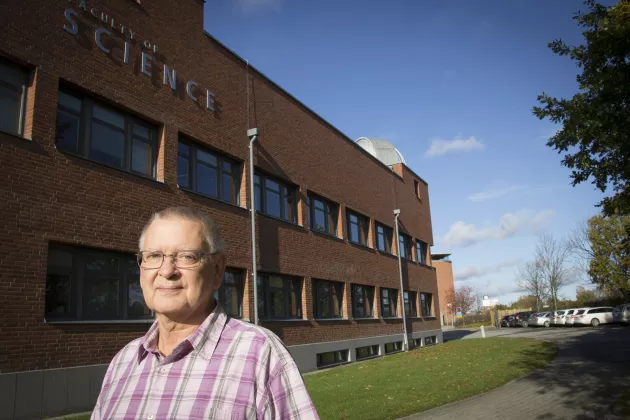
0, 0, 439, 374
434, 260, 455, 323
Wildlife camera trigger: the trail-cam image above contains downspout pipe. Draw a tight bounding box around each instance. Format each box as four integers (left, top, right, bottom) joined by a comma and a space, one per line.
394, 209, 409, 351
248, 128, 260, 325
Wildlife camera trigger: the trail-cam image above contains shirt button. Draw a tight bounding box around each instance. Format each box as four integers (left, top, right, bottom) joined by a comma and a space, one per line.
159, 367, 167, 374
147, 415, 154, 420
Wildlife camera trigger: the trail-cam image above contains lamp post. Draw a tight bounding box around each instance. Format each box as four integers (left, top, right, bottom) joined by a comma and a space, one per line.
393, 209, 409, 351
248, 128, 259, 325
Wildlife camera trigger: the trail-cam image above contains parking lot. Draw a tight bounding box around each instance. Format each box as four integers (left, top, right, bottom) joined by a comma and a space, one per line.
406, 325, 630, 420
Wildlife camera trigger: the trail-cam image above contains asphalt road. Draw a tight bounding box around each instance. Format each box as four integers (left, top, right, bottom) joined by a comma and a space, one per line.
402, 325, 630, 420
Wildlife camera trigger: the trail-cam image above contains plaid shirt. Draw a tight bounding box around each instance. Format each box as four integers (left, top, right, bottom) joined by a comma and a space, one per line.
91, 304, 319, 419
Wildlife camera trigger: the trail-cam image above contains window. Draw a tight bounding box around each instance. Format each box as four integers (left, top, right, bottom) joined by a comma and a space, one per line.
384, 341, 402, 354
398, 233, 412, 260
257, 274, 303, 319
45, 243, 152, 321
416, 241, 428, 265
380, 288, 398, 318
346, 210, 369, 246
178, 140, 240, 205
313, 279, 344, 319
55, 88, 158, 177
316, 350, 348, 368
376, 223, 393, 253
0, 60, 28, 135
411, 338, 422, 349
414, 179, 421, 199
421, 293, 433, 317
217, 269, 243, 318
356, 345, 379, 360
351, 284, 375, 318
308, 195, 338, 236
425, 336, 437, 346
254, 173, 297, 222
404, 291, 417, 317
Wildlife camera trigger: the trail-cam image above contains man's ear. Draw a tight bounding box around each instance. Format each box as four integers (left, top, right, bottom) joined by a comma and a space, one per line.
212, 253, 226, 289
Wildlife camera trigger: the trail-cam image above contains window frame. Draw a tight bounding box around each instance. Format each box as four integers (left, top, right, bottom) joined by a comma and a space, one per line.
346, 209, 369, 246
416, 240, 428, 265
313, 279, 344, 319
421, 292, 433, 317
257, 273, 303, 320
0, 59, 28, 136
254, 172, 297, 223
217, 269, 243, 318
398, 233, 413, 260
356, 345, 379, 360
308, 194, 339, 236
404, 291, 418, 317
380, 287, 399, 318
384, 341, 402, 354
375, 222, 393, 253
351, 284, 375, 318
178, 138, 241, 205
55, 87, 158, 178
316, 350, 348, 368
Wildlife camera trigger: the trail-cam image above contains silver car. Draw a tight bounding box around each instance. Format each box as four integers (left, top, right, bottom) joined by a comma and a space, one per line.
574, 307, 613, 327
613, 304, 630, 325
551, 310, 566, 326
527, 312, 552, 327
565, 308, 589, 326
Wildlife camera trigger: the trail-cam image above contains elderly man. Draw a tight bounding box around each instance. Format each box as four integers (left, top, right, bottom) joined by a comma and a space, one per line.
92, 206, 318, 419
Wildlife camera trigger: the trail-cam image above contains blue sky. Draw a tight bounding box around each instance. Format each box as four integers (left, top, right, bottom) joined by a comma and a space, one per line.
203, 0, 612, 305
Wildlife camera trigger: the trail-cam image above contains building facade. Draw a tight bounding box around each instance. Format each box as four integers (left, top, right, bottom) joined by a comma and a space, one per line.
0, 0, 441, 418
432, 254, 455, 326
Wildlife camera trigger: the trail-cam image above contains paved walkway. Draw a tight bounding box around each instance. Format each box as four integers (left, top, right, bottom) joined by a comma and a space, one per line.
401, 326, 630, 420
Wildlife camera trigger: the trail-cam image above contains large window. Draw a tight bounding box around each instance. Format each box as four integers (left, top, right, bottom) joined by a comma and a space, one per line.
376, 223, 393, 253
416, 240, 428, 265
380, 288, 398, 318
398, 233, 412, 260
346, 210, 369, 246
55, 88, 158, 177
254, 173, 297, 223
217, 269, 243, 318
385, 341, 402, 354
356, 345, 379, 360
0, 60, 28, 136
45, 243, 152, 321
257, 274, 303, 319
404, 291, 417, 317
316, 350, 348, 368
351, 284, 375, 318
421, 293, 433, 317
308, 195, 338, 236
313, 279, 344, 319
178, 140, 240, 205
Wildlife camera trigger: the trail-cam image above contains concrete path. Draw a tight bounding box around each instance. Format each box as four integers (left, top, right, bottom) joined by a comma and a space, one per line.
401, 326, 630, 420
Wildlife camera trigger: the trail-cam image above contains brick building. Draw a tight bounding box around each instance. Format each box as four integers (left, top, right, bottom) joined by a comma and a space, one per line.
0, 0, 442, 417
432, 254, 455, 326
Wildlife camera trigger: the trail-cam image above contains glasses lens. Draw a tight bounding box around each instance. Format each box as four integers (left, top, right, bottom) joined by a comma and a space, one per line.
175, 251, 200, 268
140, 251, 163, 268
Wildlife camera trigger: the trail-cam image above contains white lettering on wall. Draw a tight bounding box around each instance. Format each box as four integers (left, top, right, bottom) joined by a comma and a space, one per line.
63, 8, 79, 35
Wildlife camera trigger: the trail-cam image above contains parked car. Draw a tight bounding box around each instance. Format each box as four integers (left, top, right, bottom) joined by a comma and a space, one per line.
613, 304, 630, 325
527, 312, 552, 327
510, 311, 534, 327
550, 310, 566, 326
565, 308, 589, 326
501, 315, 511, 327
574, 307, 614, 326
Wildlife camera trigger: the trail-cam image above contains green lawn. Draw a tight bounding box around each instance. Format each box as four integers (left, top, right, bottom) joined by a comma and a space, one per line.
305, 337, 556, 420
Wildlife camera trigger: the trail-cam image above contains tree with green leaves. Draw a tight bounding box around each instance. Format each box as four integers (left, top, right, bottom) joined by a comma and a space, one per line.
587, 214, 630, 298
533, 0, 630, 216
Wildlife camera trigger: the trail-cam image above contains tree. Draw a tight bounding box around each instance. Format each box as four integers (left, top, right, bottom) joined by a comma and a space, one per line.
536, 234, 572, 311
516, 260, 548, 311
444, 286, 476, 314
575, 285, 604, 306
532, 0, 630, 217
511, 295, 538, 310
587, 214, 630, 298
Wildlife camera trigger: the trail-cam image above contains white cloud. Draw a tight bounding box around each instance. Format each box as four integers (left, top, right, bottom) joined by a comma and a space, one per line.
454, 258, 523, 282
441, 209, 556, 248
424, 135, 485, 157
235, 0, 282, 14
468, 184, 527, 202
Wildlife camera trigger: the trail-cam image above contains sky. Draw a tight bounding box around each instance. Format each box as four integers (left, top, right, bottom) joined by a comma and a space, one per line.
203, 0, 614, 305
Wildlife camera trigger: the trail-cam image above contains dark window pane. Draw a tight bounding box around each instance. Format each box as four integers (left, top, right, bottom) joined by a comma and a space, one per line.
45, 248, 74, 318
0, 62, 26, 134
350, 223, 359, 243
197, 149, 217, 166
126, 260, 151, 319
254, 182, 262, 212
93, 104, 124, 129
133, 124, 150, 139
266, 179, 280, 192
58, 91, 82, 113
220, 270, 242, 317
283, 187, 294, 222
332, 283, 342, 317
314, 208, 326, 232
290, 279, 302, 318
131, 138, 151, 175
90, 121, 125, 168
55, 110, 81, 154
177, 155, 189, 188
266, 189, 281, 218
222, 172, 235, 203
317, 281, 331, 318
83, 256, 120, 320
197, 163, 218, 197
178, 142, 190, 157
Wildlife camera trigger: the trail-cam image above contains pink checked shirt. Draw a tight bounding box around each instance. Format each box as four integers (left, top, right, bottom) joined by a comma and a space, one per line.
91, 304, 319, 419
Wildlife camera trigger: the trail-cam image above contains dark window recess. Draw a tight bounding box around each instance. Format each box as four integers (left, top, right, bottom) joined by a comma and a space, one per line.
398, 234, 412, 260
380, 288, 398, 318
351, 284, 375, 318
316, 350, 348, 368
257, 274, 303, 319
346, 210, 369, 246
385, 342, 402, 354
308, 195, 338, 236
416, 241, 428, 265
421, 293, 433, 317
217, 269, 243, 318
254, 173, 297, 223
0, 59, 28, 136
425, 336, 437, 346
376, 223, 393, 253
414, 179, 421, 199
404, 291, 418, 317
178, 140, 241, 205
55, 88, 158, 177
356, 345, 379, 360
411, 338, 422, 349
313, 279, 344, 319
45, 243, 153, 321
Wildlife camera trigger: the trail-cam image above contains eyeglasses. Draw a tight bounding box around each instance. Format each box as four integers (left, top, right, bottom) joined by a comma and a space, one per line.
136, 250, 211, 269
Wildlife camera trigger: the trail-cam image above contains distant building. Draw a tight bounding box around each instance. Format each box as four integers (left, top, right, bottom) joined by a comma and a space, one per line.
432, 254, 454, 325
482, 296, 500, 308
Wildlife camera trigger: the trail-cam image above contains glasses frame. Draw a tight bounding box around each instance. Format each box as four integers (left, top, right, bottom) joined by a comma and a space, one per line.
136, 249, 213, 269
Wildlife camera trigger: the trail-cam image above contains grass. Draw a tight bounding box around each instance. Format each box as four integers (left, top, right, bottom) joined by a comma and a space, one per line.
304, 337, 556, 420
452, 321, 493, 329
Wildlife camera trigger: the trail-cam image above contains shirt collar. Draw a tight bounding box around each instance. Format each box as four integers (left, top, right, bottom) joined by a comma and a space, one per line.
137, 301, 228, 364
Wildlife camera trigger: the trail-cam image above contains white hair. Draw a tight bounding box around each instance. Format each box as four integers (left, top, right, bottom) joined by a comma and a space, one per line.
138, 206, 225, 253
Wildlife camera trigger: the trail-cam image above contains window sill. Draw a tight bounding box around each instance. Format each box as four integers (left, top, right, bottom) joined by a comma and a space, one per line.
348, 241, 374, 252
417, 262, 434, 270
311, 229, 344, 242
179, 186, 248, 212
421, 316, 437, 320
257, 212, 304, 228
45, 319, 155, 324
0, 128, 31, 141
315, 317, 350, 322
382, 317, 402, 320
352, 317, 378, 321
260, 318, 309, 323
377, 251, 399, 260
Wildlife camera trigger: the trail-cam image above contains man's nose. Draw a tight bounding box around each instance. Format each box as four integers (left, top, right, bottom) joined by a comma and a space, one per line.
158, 256, 179, 279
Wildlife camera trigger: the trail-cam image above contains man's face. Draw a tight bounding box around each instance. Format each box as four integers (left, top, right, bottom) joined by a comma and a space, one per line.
140, 217, 225, 321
